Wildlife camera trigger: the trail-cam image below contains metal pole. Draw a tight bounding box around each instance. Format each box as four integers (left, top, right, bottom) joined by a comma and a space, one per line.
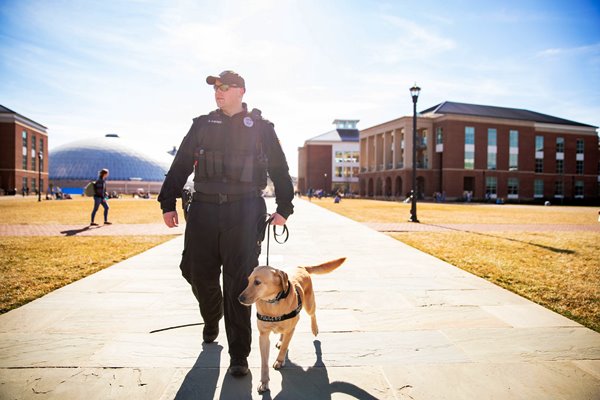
410, 97, 419, 222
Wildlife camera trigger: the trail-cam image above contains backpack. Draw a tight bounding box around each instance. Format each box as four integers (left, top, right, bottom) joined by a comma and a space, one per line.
84, 181, 96, 197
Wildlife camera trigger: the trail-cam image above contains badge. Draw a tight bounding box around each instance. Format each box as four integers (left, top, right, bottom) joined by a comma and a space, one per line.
243, 117, 254, 127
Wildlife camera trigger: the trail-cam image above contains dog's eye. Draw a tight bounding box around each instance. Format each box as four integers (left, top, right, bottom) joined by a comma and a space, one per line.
254, 279, 261, 286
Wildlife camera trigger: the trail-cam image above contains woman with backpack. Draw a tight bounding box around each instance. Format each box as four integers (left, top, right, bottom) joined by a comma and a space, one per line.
90, 168, 111, 226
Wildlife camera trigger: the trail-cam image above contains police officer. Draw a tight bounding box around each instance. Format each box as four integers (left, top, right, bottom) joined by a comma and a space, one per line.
158, 70, 294, 377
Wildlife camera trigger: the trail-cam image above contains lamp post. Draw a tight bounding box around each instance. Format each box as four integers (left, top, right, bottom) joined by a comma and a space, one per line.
38, 151, 43, 202
323, 173, 328, 195
409, 84, 420, 222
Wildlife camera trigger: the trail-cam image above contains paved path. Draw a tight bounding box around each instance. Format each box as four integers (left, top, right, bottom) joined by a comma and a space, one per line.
1, 221, 597, 237
0, 223, 185, 236
1, 199, 599, 399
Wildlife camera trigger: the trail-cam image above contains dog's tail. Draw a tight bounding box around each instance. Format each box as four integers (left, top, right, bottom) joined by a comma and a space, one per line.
304, 257, 346, 275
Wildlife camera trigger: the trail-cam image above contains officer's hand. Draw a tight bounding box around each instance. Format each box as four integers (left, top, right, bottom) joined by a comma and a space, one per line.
270, 212, 287, 226
163, 211, 179, 228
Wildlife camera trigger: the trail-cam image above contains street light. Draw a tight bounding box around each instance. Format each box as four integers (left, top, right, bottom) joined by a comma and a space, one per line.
38, 151, 43, 202
409, 84, 420, 222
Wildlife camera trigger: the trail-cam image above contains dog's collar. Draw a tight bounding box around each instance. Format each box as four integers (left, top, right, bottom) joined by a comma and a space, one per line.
257, 287, 302, 322
265, 284, 291, 304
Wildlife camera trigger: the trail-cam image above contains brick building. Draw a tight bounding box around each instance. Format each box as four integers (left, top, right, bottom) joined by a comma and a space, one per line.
0, 105, 48, 195
297, 120, 360, 195
359, 101, 599, 203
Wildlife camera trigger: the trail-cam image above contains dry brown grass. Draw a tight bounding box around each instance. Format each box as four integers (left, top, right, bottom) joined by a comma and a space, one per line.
0, 235, 174, 313
0, 196, 169, 224
313, 198, 600, 332
312, 197, 598, 225
392, 231, 600, 332
0, 196, 178, 314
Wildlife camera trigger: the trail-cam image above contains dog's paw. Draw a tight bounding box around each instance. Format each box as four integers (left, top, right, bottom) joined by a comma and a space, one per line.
257, 382, 270, 393
273, 359, 285, 369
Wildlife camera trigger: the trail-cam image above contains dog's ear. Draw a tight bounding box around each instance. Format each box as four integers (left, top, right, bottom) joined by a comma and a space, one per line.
276, 270, 289, 293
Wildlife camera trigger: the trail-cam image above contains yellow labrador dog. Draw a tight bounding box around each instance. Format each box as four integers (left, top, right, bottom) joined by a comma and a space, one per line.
238, 257, 346, 393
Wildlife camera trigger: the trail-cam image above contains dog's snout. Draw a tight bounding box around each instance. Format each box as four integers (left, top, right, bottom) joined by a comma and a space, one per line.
238, 294, 247, 304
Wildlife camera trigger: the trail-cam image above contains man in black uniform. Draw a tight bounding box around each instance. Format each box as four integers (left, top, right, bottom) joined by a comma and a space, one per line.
158, 70, 294, 377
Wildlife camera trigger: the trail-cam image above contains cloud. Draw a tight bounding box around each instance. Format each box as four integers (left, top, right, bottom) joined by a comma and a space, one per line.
370, 14, 456, 64
536, 42, 600, 57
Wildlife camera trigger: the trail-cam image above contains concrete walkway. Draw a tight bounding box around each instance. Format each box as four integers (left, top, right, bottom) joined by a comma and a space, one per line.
1, 199, 599, 399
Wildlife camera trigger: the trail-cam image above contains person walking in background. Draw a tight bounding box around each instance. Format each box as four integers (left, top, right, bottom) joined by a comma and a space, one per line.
90, 168, 111, 226
158, 70, 294, 377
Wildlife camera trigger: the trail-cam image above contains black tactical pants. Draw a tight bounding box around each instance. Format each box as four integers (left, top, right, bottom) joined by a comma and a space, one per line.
180, 196, 266, 359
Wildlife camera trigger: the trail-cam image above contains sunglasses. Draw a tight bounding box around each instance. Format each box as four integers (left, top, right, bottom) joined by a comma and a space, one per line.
213, 84, 238, 92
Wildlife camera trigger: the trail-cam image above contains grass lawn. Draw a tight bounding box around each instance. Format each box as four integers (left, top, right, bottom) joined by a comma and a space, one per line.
312, 197, 598, 225
0, 235, 174, 313
0, 195, 167, 224
0, 196, 178, 313
313, 198, 600, 332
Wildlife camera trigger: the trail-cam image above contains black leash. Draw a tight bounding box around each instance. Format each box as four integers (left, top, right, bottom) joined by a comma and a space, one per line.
261, 213, 289, 266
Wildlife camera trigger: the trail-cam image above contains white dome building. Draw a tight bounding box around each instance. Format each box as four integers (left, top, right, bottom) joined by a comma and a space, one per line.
49, 134, 173, 195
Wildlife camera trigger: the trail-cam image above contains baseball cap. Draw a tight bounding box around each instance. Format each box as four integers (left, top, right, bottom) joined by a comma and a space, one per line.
206, 70, 245, 89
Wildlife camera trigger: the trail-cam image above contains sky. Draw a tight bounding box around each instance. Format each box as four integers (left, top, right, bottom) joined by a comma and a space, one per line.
1, 0, 599, 177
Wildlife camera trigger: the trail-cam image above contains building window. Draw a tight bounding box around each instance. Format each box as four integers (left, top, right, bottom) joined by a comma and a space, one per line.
436, 127, 443, 144
31, 178, 37, 193
22, 146, 28, 170
554, 181, 564, 197
509, 154, 518, 171
487, 152, 496, 170
31, 135, 37, 172
485, 176, 497, 197
465, 127, 474, 145
535, 136, 544, 152
22, 130, 28, 170
556, 137, 564, 153
352, 166, 359, 177
464, 150, 474, 169
575, 181, 584, 198
509, 130, 518, 171
487, 129, 497, 170
576, 139, 584, 154
335, 166, 343, 177
535, 158, 543, 173
335, 151, 343, 163
22, 177, 27, 192
507, 177, 519, 197
576, 160, 584, 175
488, 128, 497, 146
464, 127, 474, 169
556, 159, 564, 174
534, 179, 544, 198
509, 130, 519, 147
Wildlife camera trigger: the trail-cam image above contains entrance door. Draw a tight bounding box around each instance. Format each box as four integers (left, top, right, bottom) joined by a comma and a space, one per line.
463, 177, 475, 192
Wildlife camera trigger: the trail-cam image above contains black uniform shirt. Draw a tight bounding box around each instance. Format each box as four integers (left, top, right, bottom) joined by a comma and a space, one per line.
158, 107, 294, 219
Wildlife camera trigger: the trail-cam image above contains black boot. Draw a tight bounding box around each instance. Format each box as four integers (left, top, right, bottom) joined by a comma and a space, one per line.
202, 323, 219, 344
227, 357, 249, 377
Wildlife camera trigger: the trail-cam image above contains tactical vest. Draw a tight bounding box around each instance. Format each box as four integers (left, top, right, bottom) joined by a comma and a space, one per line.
192, 109, 268, 194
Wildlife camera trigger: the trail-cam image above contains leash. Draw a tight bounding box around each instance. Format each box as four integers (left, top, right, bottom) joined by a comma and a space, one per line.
260, 213, 289, 266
